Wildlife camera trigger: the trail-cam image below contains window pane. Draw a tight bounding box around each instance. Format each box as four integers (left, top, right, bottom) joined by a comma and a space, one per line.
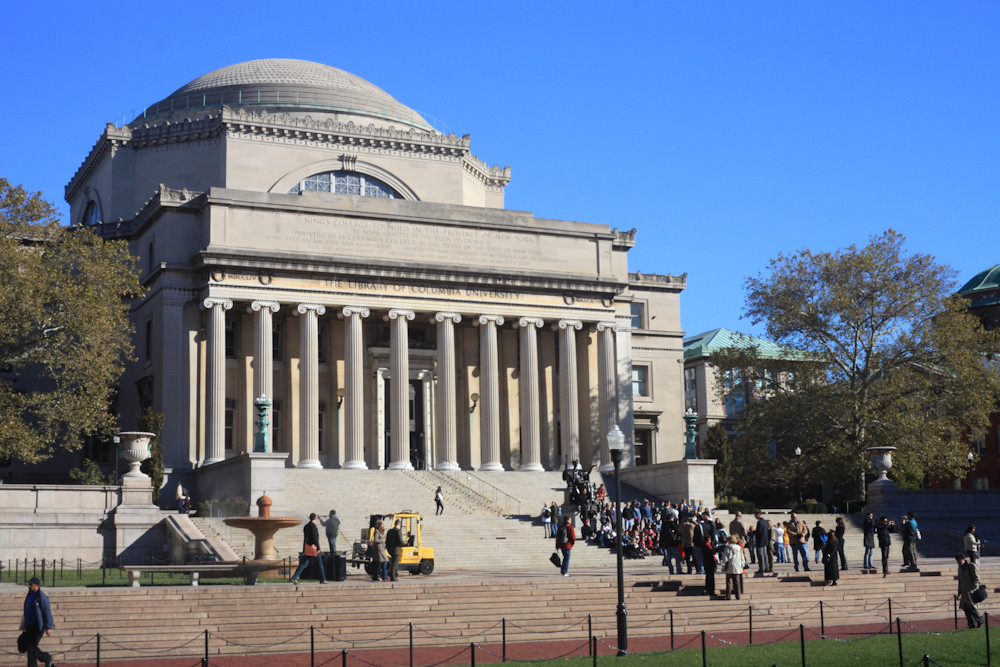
630, 303, 644, 329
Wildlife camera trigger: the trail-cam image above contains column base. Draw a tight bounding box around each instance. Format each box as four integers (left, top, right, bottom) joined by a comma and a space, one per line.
435, 462, 461, 471
520, 463, 545, 472
342, 460, 369, 470
479, 463, 504, 472
296, 459, 323, 469
388, 461, 414, 471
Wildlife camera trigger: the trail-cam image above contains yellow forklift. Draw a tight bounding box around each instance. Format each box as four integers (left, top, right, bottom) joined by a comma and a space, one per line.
351, 510, 435, 575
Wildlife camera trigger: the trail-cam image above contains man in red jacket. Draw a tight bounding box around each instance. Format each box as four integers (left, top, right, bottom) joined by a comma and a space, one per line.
556, 517, 576, 576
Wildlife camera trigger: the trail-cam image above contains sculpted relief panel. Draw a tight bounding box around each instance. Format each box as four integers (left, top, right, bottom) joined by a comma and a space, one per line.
225, 210, 597, 274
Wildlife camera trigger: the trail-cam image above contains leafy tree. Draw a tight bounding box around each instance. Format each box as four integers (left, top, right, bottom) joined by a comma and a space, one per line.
700, 424, 735, 499
68, 458, 116, 485
139, 407, 166, 503
713, 230, 1000, 495
0, 177, 143, 463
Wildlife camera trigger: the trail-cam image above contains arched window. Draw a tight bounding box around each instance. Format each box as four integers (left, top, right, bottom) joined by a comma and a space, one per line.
288, 171, 399, 199
83, 200, 102, 225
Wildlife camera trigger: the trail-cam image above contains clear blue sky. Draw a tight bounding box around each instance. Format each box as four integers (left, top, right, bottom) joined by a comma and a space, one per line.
2, 2, 997, 338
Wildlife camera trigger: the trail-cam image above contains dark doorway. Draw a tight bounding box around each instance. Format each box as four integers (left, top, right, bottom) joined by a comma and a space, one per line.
383, 378, 425, 469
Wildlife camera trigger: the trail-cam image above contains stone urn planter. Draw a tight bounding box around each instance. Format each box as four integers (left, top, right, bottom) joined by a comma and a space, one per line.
866, 446, 897, 483
117, 431, 156, 481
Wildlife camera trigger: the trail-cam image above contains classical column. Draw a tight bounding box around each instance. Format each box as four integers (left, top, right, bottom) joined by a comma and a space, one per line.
517, 317, 545, 471
342, 306, 370, 469
388, 309, 415, 470
249, 299, 280, 397
597, 321, 619, 472
201, 297, 232, 465
479, 314, 505, 471
557, 319, 583, 464
434, 312, 462, 470
297, 304, 326, 469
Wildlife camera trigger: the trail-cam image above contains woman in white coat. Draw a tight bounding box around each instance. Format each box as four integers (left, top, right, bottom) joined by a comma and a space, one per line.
720, 535, 748, 600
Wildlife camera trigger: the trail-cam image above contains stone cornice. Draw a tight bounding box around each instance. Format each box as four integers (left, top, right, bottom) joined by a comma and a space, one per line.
462, 155, 511, 190
612, 228, 636, 249
66, 123, 135, 202
628, 271, 687, 291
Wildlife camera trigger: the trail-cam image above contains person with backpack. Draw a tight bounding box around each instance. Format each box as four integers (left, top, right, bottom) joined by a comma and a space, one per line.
556, 517, 576, 576
541, 504, 552, 538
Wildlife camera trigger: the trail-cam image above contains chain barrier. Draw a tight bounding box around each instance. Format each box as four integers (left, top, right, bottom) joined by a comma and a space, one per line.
100, 631, 204, 654
748, 603, 775, 615
803, 625, 884, 643
597, 636, 628, 655
702, 630, 748, 647
892, 599, 954, 612
343, 649, 386, 667
216, 627, 310, 648
898, 619, 964, 637
473, 643, 504, 660
736, 626, 801, 646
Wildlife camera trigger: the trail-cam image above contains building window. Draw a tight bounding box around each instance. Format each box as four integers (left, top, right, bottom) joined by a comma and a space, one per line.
146, 239, 155, 274
317, 324, 327, 364
145, 320, 153, 362
971, 429, 986, 457
83, 200, 102, 226
634, 430, 651, 466
632, 365, 649, 397
723, 369, 747, 416
684, 367, 697, 412
225, 318, 237, 359
224, 399, 236, 450
289, 171, 399, 199
630, 302, 645, 330
272, 321, 282, 361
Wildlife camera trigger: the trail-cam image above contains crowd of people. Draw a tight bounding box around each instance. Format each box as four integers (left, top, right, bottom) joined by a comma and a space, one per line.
540, 492, 986, 605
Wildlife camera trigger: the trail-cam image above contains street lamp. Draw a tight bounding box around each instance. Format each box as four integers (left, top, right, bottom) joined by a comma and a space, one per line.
794, 446, 802, 504
607, 423, 628, 656
968, 451, 975, 489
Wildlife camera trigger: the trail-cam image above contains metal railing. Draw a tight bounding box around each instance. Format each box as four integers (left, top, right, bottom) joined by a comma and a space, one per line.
433, 467, 522, 515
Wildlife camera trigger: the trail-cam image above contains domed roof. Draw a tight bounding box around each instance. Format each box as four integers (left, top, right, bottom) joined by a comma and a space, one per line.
958, 264, 1000, 294
135, 59, 432, 132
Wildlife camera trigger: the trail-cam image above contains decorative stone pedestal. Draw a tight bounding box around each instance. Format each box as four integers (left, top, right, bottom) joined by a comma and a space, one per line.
195, 452, 290, 513
111, 432, 166, 563
620, 459, 717, 508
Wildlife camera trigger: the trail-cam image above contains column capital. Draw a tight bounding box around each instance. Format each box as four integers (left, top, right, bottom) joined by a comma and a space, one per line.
201, 297, 233, 311
296, 303, 327, 316
596, 321, 619, 332
516, 316, 544, 329
249, 300, 280, 314
342, 305, 370, 318
478, 314, 505, 326
387, 308, 415, 321
556, 319, 583, 331
433, 312, 462, 324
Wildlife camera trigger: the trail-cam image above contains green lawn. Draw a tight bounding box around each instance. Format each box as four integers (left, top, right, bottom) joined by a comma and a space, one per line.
503, 630, 993, 666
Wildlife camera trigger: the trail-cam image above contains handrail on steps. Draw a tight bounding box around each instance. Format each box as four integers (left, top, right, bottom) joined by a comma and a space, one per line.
412, 460, 521, 515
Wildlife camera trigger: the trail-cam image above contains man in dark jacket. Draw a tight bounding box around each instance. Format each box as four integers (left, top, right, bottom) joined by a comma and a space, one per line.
754, 511, 770, 574
290, 513, 327, 584
386, 519, 404, 581
876, 516, 895, 577
699, 512, 717, 595
21, 576, 55, 667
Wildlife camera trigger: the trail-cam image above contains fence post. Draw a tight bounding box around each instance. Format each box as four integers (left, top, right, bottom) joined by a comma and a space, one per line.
897, 618, 903, 667
889, 598, 894, 634
502, 617, 506, 663
97, 632, 101, 667
41, 559, 45, 584
587, 614, 592, 656
310, 626, 315, 667
411, 622, 415, 667
986, 612, 991, 667
342, 649, 347, 667
592, 636, 598, 666
204, 628, 209, 666
799, 624, 805, 667
670, 608, 674, 650
749, 604, 753, 645
471, 642, 476, 667
954, 595, 959, 630
923, 655, 930, 667
820, 600, 825, 639
701, 630, 706, 667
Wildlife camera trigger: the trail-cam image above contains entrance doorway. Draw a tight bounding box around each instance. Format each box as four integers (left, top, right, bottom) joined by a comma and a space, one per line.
383, 379, 425, 469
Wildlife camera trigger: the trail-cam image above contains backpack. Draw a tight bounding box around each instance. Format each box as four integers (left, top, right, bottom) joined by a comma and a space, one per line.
542, 507, 551, 519
557, 526, 569, 544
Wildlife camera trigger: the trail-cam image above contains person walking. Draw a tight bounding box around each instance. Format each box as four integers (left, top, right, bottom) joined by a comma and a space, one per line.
964, 525, 982, 563
754, 511, 771, 574
371, 519, 389, 581
720, 535, 747, 600
877, 516, 895, 577
386, 519, 404, 581
822, 531, 840, 585
290, 513, 327, 584
556, 517, 576, 576
835, 517, 848, 570
956, 552, 984, 628
435, 487, 444, 515
788, 512, 811, 572
862, 512, 876, 571
20, 577, 55, 667
321, 509, 340, 554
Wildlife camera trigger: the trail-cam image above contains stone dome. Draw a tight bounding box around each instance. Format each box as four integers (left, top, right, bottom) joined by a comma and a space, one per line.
135, 58, 432, 132
958, 264, 1000, 294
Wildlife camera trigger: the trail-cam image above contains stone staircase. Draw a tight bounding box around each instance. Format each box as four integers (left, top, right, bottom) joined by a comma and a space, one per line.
189, 471, 958, 575
0, 558, 993, 664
